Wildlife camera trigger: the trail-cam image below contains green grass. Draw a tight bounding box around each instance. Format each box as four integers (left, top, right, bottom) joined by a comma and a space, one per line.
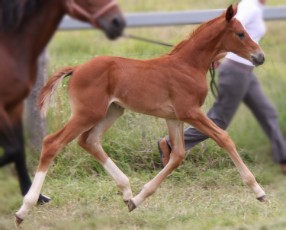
1, 0, 286, 229
1, 166, 286, 230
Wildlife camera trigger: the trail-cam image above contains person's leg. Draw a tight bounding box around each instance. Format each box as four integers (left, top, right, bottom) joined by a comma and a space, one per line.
159, 60, 253, 165
243, 72, 286, 166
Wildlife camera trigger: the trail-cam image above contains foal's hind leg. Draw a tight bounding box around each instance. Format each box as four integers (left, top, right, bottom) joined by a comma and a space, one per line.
78, 104, 133, 202
128, 119, 185, 211
183, 109, 266, 201
15, 115, 95, 224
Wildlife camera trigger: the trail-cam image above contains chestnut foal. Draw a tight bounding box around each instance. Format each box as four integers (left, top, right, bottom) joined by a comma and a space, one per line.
16, 5, 266, 225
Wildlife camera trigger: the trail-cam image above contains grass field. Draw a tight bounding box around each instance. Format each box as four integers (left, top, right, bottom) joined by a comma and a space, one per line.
1, 0, 286, 229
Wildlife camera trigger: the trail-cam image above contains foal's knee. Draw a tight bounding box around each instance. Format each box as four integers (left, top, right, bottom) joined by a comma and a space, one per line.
42, 135, 57, 154
78, 134, 88, 150
78, 131, 100, 150
169, 150, 185, 168
215, 131, 235, 151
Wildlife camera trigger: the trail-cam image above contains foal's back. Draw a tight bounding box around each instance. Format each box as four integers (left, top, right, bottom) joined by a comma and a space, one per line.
68, 55, 193, 119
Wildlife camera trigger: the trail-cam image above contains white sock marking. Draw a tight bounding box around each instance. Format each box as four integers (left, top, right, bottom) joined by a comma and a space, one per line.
103, 158, 127, 185
16, 171, 47, 220
103, 158, 132, 200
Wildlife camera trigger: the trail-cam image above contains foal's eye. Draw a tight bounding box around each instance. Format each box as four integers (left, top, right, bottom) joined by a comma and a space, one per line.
236, 32, 245, 39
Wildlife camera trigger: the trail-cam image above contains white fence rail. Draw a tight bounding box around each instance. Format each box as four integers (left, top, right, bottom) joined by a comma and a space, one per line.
59, 6, 286, 30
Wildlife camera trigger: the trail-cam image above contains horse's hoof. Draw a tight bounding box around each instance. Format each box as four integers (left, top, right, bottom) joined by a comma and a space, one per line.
14, 214, 23, 228
127, 199, 137, 212
37, 194, 51, 205
257, 195, 267, 202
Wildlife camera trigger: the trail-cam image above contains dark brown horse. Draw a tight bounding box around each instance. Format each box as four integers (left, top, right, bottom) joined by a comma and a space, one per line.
0, 0, 125, 204
16, 5, 266, 225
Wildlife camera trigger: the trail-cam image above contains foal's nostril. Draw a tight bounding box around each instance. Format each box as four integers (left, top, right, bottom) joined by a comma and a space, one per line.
255, 53, 265, 65
251, 52, 265, 66
259, 53, 265, 64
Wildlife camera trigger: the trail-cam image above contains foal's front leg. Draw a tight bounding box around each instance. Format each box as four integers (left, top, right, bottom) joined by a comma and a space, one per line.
183, 109, 266, 201
128, 119, 185, 211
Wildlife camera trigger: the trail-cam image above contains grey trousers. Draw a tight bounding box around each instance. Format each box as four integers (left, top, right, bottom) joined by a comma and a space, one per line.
166, 59, 286, 164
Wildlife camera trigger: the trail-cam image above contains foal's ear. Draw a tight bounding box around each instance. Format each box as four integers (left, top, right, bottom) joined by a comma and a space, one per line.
225, 4, 238, 22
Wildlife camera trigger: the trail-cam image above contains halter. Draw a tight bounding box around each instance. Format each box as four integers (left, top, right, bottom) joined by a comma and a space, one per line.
66, 0, 118, 27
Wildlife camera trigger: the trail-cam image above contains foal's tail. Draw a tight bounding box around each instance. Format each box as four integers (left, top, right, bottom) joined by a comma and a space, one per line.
38, 66, 76, 118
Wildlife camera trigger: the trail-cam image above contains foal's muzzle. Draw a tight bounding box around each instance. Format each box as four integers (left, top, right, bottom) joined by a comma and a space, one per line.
251, 52, 265, 66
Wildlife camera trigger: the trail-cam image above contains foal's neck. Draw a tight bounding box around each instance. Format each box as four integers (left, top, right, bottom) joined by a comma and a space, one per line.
169, 19, 225, 73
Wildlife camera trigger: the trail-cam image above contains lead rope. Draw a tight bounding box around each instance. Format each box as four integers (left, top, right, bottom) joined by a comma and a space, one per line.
123, 34, 174, 47
209, 62, 218, 98
123, 33, 218, 98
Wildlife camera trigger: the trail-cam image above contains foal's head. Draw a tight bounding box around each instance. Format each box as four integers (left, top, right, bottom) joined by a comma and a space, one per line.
64, 0, 125, 39
219, 4, 265, 66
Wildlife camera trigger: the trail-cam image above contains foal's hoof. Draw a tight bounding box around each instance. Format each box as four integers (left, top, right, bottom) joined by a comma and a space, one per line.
14, 214, 23, 228
257, 195, 267, 202
37, 194, 51, 205
127, 199, 137, 212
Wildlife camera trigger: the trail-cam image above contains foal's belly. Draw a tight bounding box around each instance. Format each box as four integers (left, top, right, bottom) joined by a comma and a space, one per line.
112, 97, 177, 120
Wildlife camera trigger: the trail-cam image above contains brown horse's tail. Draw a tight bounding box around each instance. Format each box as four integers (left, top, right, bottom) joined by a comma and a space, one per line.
38, 66, 76, 118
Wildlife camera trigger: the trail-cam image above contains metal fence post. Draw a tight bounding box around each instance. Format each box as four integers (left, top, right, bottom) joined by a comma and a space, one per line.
24, 49, 49, 153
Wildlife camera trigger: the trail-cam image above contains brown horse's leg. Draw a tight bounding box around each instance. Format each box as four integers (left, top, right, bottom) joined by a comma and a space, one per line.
0, 106, 34, 198
8, 104, 33, 197
128, 119, 185, 211
15, 114, 95, 224
78, 104, 133, 202
0, 106, 14, 166
0, 104, 50, 205
183, 109, 266, 201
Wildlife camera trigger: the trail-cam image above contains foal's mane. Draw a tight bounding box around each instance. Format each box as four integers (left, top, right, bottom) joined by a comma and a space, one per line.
0, 0, 43, 31
168, 15, 223, 55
